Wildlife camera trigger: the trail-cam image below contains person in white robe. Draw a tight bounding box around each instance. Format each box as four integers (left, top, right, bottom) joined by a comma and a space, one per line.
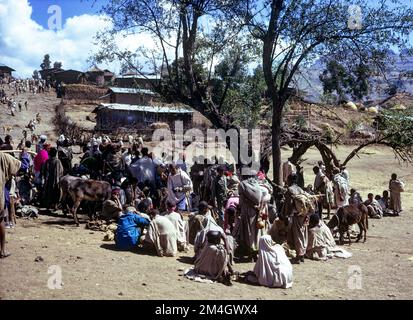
167, 163, 193, 212
306, 214, 352, 260
244, 235, 293, 289
163, 199, 187, 251
144, 209, 177, 257
332, 168, 349, 208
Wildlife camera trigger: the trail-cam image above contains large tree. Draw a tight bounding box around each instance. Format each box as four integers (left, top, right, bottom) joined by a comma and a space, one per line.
95, 0, 413, 183
233, 0, 413, 183
40, 54, 51, 70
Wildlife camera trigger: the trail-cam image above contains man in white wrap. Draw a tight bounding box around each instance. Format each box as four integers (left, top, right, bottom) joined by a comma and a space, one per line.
144, 209, 177, 257
167, 163, 193, 212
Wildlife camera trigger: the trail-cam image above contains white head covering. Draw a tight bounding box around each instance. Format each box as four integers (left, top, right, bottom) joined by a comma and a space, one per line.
58, 134, 65, 142
253, 235, 293, 288
40, 134, 47, 141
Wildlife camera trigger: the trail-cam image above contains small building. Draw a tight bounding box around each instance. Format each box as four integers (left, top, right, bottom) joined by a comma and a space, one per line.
114, 73, 160, 89
108, 87, 155, 105
39, 67, 64, 82
103, 69, 115, 85
54, 69, 85, 84
0, 64, 15, 81
86, 66, 105, 86
93, 103, 194, 131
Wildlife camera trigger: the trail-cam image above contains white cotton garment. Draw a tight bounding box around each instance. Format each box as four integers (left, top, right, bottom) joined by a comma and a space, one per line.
253, 235, 293, 289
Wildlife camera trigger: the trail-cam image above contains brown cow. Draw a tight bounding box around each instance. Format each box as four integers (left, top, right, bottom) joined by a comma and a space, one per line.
327, 204, 369, 245
68, 179, 112, 226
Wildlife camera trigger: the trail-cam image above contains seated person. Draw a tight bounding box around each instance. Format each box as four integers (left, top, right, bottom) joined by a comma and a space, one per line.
349, 188, 363, 205
364, 193, 383, 219
115, 208, 150, 250
241, 234, 293, 289
163, 199, 187, 252
306, 214, 337, 260
193, 230, 233, 285
143, 209, 178, 257
101, 189, 123, 222
376, 191, 395, 216
188, 201, 217, 245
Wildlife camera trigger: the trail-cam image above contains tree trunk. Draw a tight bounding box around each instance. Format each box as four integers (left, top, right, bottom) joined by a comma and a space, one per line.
272, 100, 283, 184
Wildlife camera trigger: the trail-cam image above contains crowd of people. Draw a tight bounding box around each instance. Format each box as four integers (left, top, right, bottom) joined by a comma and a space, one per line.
0, 130, 406, 289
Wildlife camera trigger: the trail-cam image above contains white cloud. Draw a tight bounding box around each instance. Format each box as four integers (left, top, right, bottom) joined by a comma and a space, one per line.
0, 0, 159, 77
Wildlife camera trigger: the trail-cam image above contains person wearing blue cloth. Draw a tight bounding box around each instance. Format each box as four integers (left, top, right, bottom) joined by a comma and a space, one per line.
115, 208, 150, 250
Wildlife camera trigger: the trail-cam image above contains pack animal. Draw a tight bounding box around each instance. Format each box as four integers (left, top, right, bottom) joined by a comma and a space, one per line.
327, 203, 369, 245
67, 179, 112, 226
59, 175, 84, 215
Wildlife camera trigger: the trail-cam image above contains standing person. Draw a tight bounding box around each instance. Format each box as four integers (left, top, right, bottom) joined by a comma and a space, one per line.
212, 165, 228, 225
24, 101, 28, 111
36, 135, 47, 154
282, 158, 296, 186
318, 160, 326, 174
18, 102, 22, 112
389, 173, 404, 215
167, 163, 193, 212
313, 166, 333, 219
332, 168, 349, 208
236, 173, 270, 260
0, 153, 21, 258
42, 147, 64, 210
129, 147, 156, 192
283, 173, 310, 264
33, 143, 50, 191
175, 153, 188, 173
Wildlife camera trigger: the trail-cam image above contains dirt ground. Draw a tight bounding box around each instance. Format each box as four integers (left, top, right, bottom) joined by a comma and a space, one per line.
1, 87, 412, 300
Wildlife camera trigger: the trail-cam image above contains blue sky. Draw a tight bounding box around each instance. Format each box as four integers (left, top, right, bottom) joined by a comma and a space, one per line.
1, 0, 412, 77
29, 0, 106, 27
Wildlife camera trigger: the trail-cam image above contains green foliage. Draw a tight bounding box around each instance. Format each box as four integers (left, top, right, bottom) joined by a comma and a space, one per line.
32, 70, 39, 80
295, 115, 307, 129
40, 54, 51, 70
346, 118, 363, 133
320, 60, 370, 101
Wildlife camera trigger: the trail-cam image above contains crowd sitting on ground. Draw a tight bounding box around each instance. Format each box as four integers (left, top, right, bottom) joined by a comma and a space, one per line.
0, 133, 406, 289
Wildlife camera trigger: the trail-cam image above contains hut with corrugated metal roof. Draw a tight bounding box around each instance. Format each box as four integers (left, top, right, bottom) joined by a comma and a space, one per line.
93, 103, 193, 131
107, 87, 155, 105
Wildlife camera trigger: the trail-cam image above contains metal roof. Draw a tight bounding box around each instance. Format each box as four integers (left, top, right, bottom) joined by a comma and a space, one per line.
97, 103, 193, 114
116, 74, 160, 80
108, 87, 155, 95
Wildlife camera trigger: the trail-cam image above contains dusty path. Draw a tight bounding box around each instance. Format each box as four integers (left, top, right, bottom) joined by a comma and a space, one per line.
1, 146, 412, 300
0, 86, 60, 144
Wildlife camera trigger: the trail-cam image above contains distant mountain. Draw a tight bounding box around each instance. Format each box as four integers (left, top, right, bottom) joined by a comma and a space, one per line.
294, 51, 413, 105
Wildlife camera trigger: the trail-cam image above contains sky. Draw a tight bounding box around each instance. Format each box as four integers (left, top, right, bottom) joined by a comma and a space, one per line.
0, 0, 412, 78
